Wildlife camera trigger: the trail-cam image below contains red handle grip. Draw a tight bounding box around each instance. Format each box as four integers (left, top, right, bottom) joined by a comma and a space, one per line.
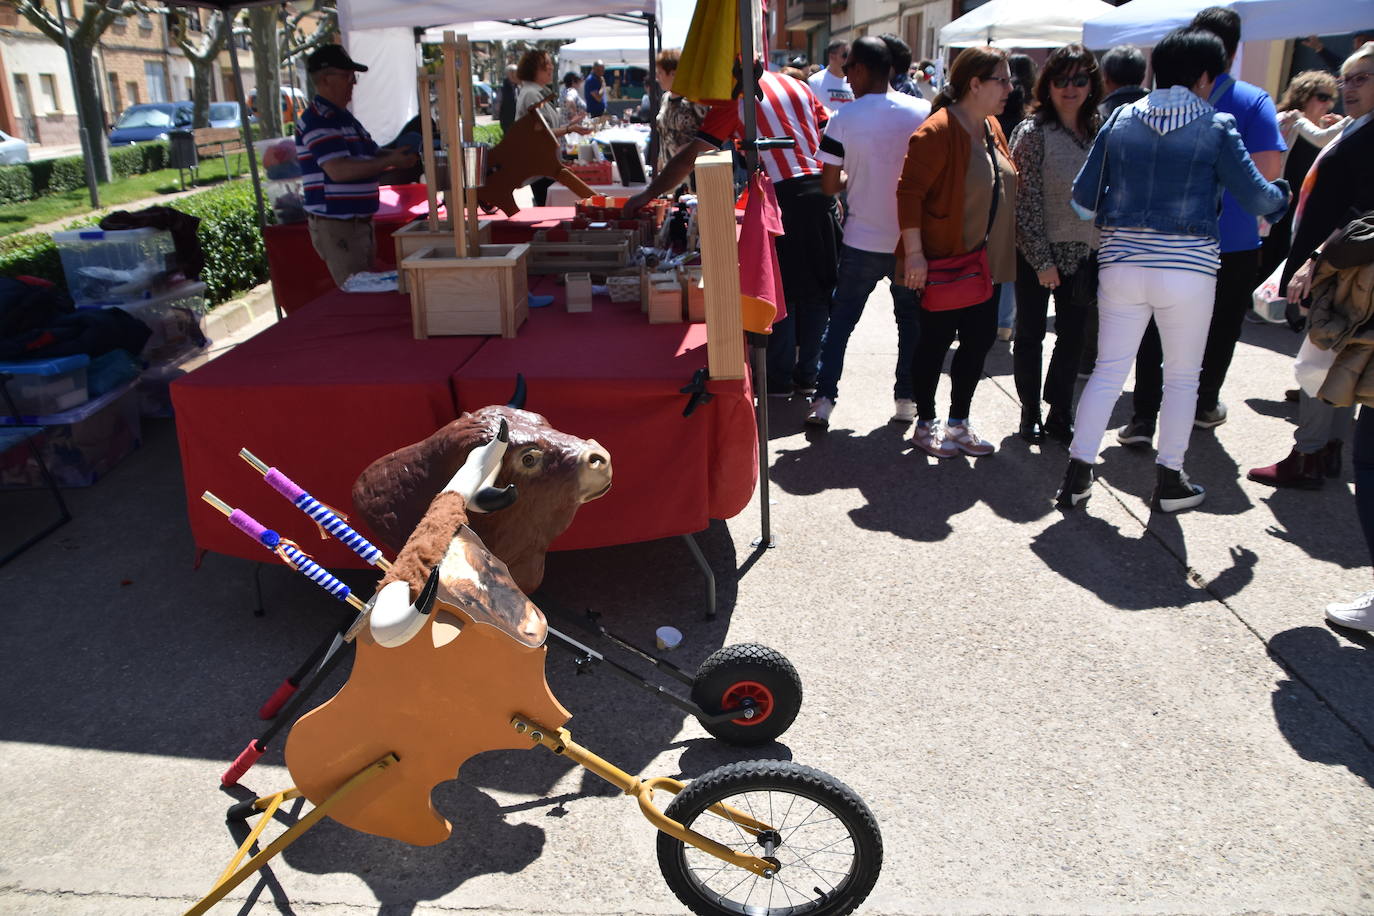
257, 680, 298, 720
221, 740, 266, 786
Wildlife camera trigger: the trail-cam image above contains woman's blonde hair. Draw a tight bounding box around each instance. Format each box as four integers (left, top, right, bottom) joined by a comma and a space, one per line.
656, 48, 682, 74
932, 46, 1008, 113
1277, 70, 1338, 112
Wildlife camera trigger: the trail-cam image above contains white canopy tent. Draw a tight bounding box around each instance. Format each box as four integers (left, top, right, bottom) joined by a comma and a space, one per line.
1082, 0, 1374, 48
557, 36, 655, 75
336, 0, 662, 146
939, 0, 1119, 49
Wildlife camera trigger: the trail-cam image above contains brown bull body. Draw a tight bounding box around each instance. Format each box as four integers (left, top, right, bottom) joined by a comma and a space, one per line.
352, 406, 611, 594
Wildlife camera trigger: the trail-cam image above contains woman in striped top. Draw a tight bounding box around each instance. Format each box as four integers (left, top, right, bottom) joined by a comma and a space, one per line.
1056, 27, 1289, 513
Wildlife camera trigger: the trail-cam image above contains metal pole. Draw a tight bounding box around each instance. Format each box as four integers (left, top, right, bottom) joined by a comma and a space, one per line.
646, 13, 659, 175
56, 0, 99, 208
738, 0, 773, 548
229, 30, 279, 320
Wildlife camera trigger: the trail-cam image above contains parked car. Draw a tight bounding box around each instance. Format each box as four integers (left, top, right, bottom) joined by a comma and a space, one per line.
472, 80, 496, 117
108, 102, 193, 146
207, 101, 254, 129
0, 128, 29, 164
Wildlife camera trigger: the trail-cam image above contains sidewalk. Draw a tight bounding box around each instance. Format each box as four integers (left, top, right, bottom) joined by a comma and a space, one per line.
0, 278, 1370, 915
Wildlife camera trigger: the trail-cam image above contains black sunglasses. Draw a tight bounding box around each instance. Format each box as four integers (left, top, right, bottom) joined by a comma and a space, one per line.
1051, 74, 1091, 89
1312, 92, 1334, 102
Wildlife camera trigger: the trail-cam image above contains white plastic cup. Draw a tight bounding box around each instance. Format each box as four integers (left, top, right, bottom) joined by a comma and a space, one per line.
655, 626, 683, 652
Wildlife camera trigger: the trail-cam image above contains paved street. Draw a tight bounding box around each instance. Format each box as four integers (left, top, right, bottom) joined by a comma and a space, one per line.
1, 281, 1371, 915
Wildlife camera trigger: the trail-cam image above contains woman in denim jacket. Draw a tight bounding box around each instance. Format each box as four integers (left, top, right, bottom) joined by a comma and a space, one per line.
1056, 27, 1289, 513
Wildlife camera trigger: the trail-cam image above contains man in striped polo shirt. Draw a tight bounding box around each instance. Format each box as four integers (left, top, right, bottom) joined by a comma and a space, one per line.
297, 44, 418, 286
626, 61, 840, 397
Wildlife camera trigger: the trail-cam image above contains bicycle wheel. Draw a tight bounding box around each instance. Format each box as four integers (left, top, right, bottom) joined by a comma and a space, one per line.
691, 643, 803, 746
656, 760, 882, 916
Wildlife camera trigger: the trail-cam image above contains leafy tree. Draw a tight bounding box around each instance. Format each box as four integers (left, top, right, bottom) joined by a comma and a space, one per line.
169, 6, 233, 129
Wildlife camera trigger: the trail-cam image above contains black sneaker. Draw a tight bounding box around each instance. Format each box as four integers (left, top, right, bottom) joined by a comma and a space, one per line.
1055, 458, 1094, 508
1152, 465, 1205, 512
1193, 402, 1228, 429
1116, 418, 1155, 447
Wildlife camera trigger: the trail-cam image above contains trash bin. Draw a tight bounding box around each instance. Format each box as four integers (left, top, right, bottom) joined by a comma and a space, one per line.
168, 129, 198, 171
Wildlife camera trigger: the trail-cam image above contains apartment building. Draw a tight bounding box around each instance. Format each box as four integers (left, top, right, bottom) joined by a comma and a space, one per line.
774, 0, 961, 68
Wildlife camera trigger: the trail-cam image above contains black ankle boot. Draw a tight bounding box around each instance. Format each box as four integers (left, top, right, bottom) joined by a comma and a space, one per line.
1019, 408, 1044, 442
1152, 465, 1206, 512
1055, 458, 1094, 508
1044, 407, 1074, 444
1322, 440, 1343, 478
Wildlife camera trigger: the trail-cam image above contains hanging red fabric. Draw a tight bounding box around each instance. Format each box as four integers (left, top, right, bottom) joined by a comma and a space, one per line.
737, 171, 786, 333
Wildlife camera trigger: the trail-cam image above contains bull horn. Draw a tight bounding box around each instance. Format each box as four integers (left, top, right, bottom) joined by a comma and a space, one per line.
370, 565, 442, 648
442, 418, 516, 513
506, 373, 526, 409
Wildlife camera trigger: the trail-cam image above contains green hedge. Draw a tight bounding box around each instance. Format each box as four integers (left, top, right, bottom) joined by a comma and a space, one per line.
0, 164, 34, 205
473, 123, 502, 146
0, 180, 267, 307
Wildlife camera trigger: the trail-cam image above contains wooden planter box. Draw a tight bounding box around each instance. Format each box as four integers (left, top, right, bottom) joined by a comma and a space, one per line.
401, 243, 530, 339
392, 219, 493, 293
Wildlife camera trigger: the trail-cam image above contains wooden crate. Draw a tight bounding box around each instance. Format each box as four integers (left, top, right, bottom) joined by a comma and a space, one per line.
647, 273, 684, 324
392, 219, 493, 293
683, 266, 705, 322
401, 243, 530, 339
565, 272, 592, 313
529, 232, 631, 274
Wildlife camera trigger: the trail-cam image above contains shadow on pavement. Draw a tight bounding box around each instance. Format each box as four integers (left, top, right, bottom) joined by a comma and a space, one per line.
1269, 625, 1374, 786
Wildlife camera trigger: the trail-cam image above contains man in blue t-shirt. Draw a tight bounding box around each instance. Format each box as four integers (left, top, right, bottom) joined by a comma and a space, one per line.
585, 61, 606, 117
1119, 7, 1285, 445
296, 44, 418, 286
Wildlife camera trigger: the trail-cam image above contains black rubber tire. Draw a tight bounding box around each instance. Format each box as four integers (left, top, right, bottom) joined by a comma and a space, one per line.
656, 759, 883, 916
690, 643, 802, 746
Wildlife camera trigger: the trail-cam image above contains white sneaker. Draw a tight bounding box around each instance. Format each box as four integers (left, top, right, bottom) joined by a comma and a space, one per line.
944, 420, 996, 457
912, 421, 957, 458
805, 396, 834, 428
1325, 591, 1374, 630
891, 399, 916, 423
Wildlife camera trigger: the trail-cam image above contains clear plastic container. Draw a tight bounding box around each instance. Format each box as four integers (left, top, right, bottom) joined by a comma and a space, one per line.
266, 177, 307, 224
96, 280, 208, 360
0, 354, 90, 418
255, 136, 302, 181
0, 381, 140, 488
52, 227, 177, 307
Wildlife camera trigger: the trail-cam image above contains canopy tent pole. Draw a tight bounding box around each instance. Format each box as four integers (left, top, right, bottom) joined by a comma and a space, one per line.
228, 27, 277, 320
646, 12, 659, 176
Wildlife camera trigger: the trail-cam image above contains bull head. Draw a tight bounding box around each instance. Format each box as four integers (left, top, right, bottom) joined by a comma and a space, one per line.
353, 384, 612, 595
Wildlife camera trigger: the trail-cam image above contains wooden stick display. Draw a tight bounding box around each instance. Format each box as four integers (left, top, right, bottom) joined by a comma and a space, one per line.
440, 33, 469, 258
693, 150, 746, 379
417, 68, 438, 233
455, 34, 481, 257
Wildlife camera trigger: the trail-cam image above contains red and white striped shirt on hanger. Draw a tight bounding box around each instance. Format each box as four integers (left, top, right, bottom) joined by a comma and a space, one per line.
697, 69, 827, 184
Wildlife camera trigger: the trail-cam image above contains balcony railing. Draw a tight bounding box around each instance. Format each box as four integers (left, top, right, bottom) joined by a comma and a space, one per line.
785, 0, 829, 29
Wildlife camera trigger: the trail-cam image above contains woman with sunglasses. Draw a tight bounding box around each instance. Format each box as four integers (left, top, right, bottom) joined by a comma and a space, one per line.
897, 46, 1017, 458
1056, 27, 1289, 512
1259, 71, 1347, 280
1247, 44, 1374, 493
1009, 43, 1103, 445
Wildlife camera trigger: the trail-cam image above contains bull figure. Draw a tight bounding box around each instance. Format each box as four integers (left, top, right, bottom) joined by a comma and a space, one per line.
352, 382, 611, 595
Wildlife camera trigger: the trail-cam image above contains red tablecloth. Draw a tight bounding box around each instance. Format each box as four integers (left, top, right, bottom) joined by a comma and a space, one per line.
452, 281, 756, 552
174, 281, 757, 567
264, 185, 440, 316
172, 291, 484, 568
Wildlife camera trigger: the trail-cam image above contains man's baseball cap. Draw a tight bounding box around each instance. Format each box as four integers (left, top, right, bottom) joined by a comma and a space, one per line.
307, 45, 368, 74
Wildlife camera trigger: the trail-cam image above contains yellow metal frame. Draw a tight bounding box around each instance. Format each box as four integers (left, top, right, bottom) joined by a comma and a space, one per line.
183, 754, 398, 916
511, 717, 778, 878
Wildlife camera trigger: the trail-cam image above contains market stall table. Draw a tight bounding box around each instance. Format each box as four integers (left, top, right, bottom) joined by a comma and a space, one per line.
173, 278, 757, 570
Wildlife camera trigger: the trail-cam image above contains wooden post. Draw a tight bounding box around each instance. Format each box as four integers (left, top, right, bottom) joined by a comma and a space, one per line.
441, 32, 468, 258
456, 34, 481, 259
693, 150, 746, 380
418, 68, 438, 232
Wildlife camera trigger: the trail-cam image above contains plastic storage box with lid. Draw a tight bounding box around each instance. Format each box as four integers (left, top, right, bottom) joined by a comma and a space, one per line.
256, 136, 306, 224
97, 280, 208, 361
0, 354, 90, 418
53, 226, 177, 307
0, 381, 141, 488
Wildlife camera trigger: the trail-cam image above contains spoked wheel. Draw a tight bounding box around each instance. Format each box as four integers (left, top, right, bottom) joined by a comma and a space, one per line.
657, 760, 882, 916
691, 644, 802, 746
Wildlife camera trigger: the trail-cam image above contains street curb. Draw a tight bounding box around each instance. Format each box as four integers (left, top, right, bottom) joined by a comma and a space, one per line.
203, 282, 276, 344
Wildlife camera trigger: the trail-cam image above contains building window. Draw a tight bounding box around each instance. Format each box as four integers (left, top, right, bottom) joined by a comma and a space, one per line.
145, 61, 167, 103
38, 74, 59, 113
138, 13, 153, 31
127, 81, 140, 105
107, 73, 122, 116
185, 77, 194, 100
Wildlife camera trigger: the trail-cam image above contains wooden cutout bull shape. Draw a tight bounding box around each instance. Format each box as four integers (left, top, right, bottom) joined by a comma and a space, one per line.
352, 384, 611, 595
287, 446, 570, 845
477, 105, 596, 215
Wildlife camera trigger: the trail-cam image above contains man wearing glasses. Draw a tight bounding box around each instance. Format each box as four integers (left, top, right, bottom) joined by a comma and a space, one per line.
297, 44, 419, 286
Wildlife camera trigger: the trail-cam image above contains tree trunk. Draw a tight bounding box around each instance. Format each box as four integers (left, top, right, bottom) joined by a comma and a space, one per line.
249, 7, 282, 138
190, 60, 215, 128
70, 47, 111, 182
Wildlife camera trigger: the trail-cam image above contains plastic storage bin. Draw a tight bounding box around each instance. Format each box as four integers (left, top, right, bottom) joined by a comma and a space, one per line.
0, 354, 90, 418
53, 227, 177, 307
100, 280, 208, 360
0, 381, 141, 488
